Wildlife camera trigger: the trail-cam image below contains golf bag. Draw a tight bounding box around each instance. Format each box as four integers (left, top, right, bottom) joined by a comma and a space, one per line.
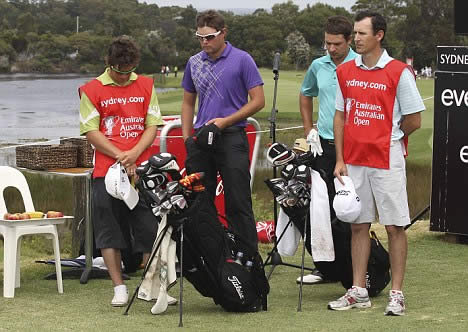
289, 210, 390, 297
266, 142, 390, 297
167, 192, 270, 312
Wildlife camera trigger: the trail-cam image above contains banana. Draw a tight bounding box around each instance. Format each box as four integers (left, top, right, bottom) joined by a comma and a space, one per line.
26, 211, 44, 219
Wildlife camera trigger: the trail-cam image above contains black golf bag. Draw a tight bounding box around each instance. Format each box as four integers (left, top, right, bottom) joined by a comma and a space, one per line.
167, 192, 270, 312
266, 142, 390, 297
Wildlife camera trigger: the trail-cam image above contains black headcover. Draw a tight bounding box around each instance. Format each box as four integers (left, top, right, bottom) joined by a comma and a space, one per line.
194, 123, 221, 151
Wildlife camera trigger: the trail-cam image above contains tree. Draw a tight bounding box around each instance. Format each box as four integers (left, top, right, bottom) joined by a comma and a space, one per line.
286, 30, 310, 69
295, 3, 352, 55
271, 1, 299, 37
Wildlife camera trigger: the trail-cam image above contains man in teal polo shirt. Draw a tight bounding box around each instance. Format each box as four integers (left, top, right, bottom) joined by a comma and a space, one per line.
298, 15, 357, 285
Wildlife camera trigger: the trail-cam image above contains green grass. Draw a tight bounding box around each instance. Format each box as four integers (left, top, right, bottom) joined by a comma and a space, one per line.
1, 221, 467, 331
0, 72, 444, 330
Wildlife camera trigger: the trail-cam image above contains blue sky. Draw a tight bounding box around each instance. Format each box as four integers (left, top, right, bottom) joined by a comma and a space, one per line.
140, 0, 356, 10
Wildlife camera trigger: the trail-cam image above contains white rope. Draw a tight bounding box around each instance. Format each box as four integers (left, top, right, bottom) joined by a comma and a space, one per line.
0, 125, 306, 151
0, 93, 436, 152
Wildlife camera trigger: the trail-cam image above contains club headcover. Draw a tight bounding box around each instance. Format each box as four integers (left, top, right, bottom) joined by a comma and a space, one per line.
194, 123, 221, 151
149, 153, 179, 172
141, 172, 167, 190
179, 172, 205, 192
136, 160, 152, 176
293, 151, 316, 167
293, 164, 312, 184
266, 143, 296, 167
281, 164, 297, 181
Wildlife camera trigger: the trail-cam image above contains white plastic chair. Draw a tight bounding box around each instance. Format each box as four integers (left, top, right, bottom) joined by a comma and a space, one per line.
0, 166, 63, 298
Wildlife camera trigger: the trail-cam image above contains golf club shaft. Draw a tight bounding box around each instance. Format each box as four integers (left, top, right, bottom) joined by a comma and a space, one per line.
178, 224, 184, 327
297, 211, 308, 312
123, 224, 169, 315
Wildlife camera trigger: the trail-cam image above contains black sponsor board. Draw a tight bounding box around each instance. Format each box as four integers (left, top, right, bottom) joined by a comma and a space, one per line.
437, 46, 468, 73
431, 71, 468, 235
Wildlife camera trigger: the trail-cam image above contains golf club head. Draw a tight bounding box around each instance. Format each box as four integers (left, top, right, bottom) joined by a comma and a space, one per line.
264, 178, 288, 197
276, 193, 289, 205
152, 205, 162, 217
153, 188, 168, 206
289, 181, 310, 198
161, 199, 173, 210
266, 142, 296, 167
293, 151, 316, 167
284, 195, 298, 207
149, 152, 180, 173
170, 194, 187, 212
166, 181, 181, 195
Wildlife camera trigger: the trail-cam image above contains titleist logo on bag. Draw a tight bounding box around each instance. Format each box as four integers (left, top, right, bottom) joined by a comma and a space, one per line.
227, 276, 244, 300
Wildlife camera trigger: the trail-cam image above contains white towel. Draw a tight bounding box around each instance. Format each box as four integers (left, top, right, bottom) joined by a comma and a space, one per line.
308, 170, 335, 262
276, 207, 301, 256
138, 215, 177, 309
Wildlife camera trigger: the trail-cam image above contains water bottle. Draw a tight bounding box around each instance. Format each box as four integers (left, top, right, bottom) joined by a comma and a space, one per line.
234, 251, 244, 265
245, 260, 253, 272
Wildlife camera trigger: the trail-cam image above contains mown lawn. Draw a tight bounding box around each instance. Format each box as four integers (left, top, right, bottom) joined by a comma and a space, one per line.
1, 71, 447, 331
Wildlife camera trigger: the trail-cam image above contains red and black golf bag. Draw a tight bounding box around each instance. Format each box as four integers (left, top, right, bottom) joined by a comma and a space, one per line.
167, 191, 270, 312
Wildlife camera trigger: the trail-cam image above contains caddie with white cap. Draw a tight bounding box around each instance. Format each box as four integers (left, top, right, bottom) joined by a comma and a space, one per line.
330, 11, 425, 315
79, 36, 163, 307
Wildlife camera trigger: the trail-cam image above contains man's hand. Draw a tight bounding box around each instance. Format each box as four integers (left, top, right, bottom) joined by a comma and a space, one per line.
116, 150, 139, 169
206, 118, 228, 130
333, 160, 348, 185
306, 128, 323, 157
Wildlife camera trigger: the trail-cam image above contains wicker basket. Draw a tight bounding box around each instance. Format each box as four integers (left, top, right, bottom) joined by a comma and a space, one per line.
16, 145, 78, 170
60, 138, 94, 167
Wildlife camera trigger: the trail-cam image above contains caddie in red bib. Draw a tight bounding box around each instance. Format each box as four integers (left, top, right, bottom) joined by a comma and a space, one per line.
337, 59, 408, 169
329, 12, 425, 316
78, 36, 163, 308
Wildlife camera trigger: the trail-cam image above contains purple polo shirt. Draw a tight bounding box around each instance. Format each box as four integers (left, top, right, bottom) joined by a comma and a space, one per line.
182, 42, 263, 128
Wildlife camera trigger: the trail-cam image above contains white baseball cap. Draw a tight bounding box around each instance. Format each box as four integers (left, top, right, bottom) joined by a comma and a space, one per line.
333, 176, 361, 223
105, 162, 139, 210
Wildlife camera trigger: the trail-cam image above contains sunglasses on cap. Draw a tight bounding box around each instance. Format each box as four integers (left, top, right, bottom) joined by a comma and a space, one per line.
195, 30, 222, 42
110, 65, 137, 75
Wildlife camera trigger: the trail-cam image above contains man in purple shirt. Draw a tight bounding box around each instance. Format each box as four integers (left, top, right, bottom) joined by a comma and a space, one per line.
181, 9, 265, 252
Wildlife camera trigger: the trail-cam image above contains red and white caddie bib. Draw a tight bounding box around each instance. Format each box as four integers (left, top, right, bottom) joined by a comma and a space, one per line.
80, 76, 153, 177
336, 60, 408, 169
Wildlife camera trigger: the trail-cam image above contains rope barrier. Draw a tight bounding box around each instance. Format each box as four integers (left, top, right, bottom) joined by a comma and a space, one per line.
0, 125, 306, 151
0, 95, 435, 152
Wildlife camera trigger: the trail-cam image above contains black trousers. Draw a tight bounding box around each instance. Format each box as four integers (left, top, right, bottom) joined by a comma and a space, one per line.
315, 136, 338, 220
311, 136, 351, 281
185, 127, 258, 253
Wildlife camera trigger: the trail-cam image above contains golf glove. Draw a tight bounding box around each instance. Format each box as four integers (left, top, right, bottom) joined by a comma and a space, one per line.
306, 128, 323, 157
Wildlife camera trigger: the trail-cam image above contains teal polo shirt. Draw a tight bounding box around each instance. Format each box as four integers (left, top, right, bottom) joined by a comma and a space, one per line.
300, 48, 357, 140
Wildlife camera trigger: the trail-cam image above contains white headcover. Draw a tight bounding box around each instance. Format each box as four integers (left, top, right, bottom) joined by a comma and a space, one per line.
105, 162, 139, 210
333, 176, 361, 223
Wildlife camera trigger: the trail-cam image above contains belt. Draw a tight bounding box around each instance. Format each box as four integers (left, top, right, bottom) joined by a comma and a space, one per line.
222, 126, 245, 134
320, 137, 335, 146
